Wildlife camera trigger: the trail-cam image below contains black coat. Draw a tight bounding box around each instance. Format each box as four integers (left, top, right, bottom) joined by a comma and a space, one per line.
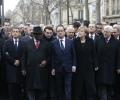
22, 38, 50, 90
3, 38, 24, 83
95, 36, 120, 85
74, 37, 96, 77
73, 37, 96, 98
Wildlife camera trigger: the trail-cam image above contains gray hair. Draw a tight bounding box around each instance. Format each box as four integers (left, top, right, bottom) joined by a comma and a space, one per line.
104, 25, 113, 32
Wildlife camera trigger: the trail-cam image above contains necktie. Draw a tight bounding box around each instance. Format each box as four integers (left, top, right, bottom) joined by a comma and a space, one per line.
14, 39, 18, 49
91, 35, 94, 40
60, 40, 65, 50
105, 38, 109, 44
35, 41, 40, 49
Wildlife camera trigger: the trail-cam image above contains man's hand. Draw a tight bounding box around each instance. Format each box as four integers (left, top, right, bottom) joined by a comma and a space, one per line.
14, 60, 20, 66
51, 69, 55, 76
72, 66, 76, 72
117, 69, 120, 74
39, 60, 47, 67
95, 67, 99, 71
22, 70, 26, 76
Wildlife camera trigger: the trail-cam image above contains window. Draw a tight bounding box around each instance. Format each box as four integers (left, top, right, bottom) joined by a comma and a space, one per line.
112, 0, 115, 15
106, 0, 109, 15
117, 0, 120, 14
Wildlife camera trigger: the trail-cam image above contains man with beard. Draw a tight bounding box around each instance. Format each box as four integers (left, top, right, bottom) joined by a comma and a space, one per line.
43, 26, 56, 100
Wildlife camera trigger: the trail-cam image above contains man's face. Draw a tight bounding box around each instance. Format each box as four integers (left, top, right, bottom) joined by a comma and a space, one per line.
112, 28, 119, 37
12, 29, 21, 38
89, 24, 96, 33
44, 29, 53, 39
24, 26, 28, 33
57, 27, 65, 38
96, 25, 103, 33
103, 29, 111, 38
66, 28, 75, 39
27, 27, 33, 35
4, 22, 10, 30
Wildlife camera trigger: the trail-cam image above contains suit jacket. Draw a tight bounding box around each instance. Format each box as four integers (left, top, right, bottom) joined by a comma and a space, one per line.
22, 38, 50, 90
3, 38, 24, 83
51, 38, 76, 72
96, 36, 120, 85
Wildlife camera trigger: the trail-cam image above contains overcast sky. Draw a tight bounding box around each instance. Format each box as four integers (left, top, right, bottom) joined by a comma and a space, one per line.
4, 0, 20, 13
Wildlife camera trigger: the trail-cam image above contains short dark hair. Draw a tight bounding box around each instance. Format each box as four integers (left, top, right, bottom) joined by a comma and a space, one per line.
56, 25, 65, 31
95, 23, 103, 28
44, 26, 53, 32
96, 23, 102, 26
73, 22, 81, 28
83, 20, 90, 27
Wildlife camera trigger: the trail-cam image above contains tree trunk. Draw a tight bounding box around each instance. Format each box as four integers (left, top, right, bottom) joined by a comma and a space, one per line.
96, 0, 101, 23
69, 5, 73, 24
85, 0, 89, 21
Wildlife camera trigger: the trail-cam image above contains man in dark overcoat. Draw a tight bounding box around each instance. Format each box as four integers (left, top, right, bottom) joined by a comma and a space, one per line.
3, 27, 24, 100
22, 26, 50, 100
95, 25, 120, 100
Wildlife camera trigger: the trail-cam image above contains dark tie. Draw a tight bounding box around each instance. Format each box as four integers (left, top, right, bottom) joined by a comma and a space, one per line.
91, 35, 94, 40
60, 40, 65, 50
14, 39, 18, 49
35, 41, 40, 49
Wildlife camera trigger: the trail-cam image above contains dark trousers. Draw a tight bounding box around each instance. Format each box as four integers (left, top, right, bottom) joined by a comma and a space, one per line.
47, 75, 56, 100
55, 72, 72, 100
114, 75, 120, 100
72, 73, 96, 100
27, 90, 47, 100
8, 83, 22, 100
98, 85, 113, 100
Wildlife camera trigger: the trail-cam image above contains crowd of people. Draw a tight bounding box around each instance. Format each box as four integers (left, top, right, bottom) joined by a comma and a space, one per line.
0, 21, 120, 100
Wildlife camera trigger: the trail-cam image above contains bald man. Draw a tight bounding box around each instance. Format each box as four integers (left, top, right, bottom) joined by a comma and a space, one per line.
66, 26, 75, 40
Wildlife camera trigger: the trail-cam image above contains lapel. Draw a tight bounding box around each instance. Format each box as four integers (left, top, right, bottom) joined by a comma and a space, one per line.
31, 39, 37, 49
11, 39, 16, 51
65, 38, 69, 51
56, 39, 65, 53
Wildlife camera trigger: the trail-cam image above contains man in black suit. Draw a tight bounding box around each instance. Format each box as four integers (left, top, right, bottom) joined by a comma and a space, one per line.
112, 25, 120, 100
3, 27, 23, 100
43, 26, 56, 100
95, 25, 120, 100
22, 26, 50, 100
51, 25, 76, 100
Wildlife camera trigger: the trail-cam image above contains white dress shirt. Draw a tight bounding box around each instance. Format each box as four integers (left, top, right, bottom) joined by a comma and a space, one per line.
13, 38, 19, 47
59, 37, 65, 48
89, 33, 95, 40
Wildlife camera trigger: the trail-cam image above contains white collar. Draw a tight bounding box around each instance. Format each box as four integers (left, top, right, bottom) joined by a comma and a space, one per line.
89, 33, 95, 37
59, 37, 65, 41
107, 37, 111, 41
13, 38, 19, 42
